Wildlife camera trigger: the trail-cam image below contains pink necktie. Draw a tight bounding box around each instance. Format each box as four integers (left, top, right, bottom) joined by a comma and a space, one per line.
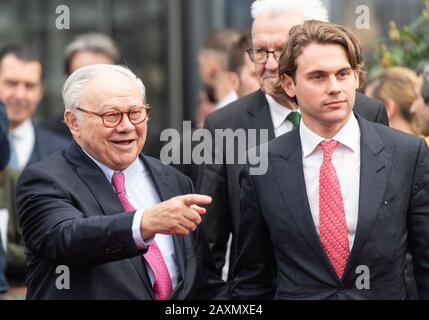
319, 140, 350, 279
111, 171, 173, 300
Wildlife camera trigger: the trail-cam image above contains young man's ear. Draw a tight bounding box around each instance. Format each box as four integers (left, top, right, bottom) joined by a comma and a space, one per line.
282, 74, 297, 98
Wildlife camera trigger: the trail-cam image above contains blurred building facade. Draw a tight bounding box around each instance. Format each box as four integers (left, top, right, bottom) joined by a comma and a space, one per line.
0, 0, 424, 131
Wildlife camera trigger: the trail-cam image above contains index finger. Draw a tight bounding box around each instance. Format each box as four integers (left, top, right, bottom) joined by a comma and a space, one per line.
179, 194, 212, 206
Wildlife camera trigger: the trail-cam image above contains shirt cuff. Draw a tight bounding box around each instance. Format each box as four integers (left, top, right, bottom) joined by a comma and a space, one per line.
132, 208, 154, 249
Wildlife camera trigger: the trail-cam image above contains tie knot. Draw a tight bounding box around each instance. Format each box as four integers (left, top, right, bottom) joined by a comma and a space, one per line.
286, 111, 301, 128
320, 140, 338, 160
111, 171, 126, 194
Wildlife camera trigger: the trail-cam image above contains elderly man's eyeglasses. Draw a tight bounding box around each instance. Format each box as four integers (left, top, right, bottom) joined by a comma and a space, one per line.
76, 106, 151, 128
247, 48, 282, 64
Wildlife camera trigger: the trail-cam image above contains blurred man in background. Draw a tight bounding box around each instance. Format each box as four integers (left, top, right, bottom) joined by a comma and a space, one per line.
42, 32, 164, 159
42, 32, 121, 139
228, 32, 259, 97
195, 28, 241, 128
0, 44, 69, 288
0, 44, 68, 172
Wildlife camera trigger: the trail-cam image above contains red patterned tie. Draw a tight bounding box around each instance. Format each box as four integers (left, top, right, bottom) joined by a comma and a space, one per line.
319, 140, 350, 279
111, 171, 173, 300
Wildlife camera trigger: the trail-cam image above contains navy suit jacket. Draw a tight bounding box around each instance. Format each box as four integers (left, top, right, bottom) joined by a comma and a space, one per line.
16, 142, 227, 299
232, 114, 429, 299
197, 90, 389, 280
27, 126, 70, 168
0, 101, 10, 171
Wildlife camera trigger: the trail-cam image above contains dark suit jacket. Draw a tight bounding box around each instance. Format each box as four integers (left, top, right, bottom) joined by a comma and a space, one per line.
0, 101, 10, 171
196, 90, 389, 280
16, 142, 227, 299
232, 115, 429, 300
27, 126, 70, 167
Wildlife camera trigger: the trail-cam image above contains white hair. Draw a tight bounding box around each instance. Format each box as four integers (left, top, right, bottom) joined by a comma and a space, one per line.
62, 64, 146, 114
251, 0, 329, 22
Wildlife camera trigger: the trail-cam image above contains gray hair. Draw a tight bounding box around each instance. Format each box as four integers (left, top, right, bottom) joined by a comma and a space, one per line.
64, 32, 121, 76
417, 60, 429, 104
62, 64, 146, 114
251, 0, 329, 22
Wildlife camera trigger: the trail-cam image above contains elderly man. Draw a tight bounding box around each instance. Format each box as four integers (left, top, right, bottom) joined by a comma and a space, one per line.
16, 64, 226, 300
196, 0, 389, 283
232, 20, 429, 300
411, 60, 429, 145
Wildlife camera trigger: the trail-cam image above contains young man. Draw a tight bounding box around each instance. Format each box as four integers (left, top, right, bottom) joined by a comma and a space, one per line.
232, 20, 429, 300
197, 0, 389, 283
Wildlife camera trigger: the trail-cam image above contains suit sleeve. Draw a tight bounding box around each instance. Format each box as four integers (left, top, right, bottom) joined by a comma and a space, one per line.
408, 139, 429, 299
0, 102, 10, 171
230, 164, 276, 299
184, 178, 228, 299
16, 165, 145, 268
196, 116, 233, 273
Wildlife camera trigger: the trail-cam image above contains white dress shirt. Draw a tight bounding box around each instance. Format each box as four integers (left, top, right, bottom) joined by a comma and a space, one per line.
9, 119, 35, 170
216, 90, 238, 109
86, 153, 179, 289
300, 114, 361, 250
266, 94, 299, 137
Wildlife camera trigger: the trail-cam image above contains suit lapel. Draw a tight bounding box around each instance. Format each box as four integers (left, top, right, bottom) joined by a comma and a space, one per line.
270, 131, 338, 278
343, 116, 392, 277
64, 142, 124, 216
141, 156, 187, 295
246, 90, 276, 145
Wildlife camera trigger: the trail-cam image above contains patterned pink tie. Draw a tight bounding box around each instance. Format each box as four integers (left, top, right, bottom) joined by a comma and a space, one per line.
111, 171, 173, 300
319, 140, 350, 279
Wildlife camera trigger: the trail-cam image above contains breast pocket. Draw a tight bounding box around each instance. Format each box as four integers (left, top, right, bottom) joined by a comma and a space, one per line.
375, 190, 409, 222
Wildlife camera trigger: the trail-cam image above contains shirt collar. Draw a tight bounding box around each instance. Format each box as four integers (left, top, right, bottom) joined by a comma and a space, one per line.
216, 90, 238, 109
300, 113, 360, 158
82, 149, 143, 184
10, 118, 34, 140
266, 94, 298, 129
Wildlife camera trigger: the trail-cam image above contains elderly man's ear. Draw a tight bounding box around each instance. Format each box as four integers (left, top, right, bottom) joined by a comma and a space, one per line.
64, 111, 80, 138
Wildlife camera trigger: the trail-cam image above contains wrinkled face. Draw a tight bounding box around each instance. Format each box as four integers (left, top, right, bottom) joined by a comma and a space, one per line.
0, 54, 43, 129
238, 52, 259, 96
282, 43, 359, 134
410, 76, 429, 136
251, 14, 304, 97
69, 73, 147, 171
69, 50, 115, 75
